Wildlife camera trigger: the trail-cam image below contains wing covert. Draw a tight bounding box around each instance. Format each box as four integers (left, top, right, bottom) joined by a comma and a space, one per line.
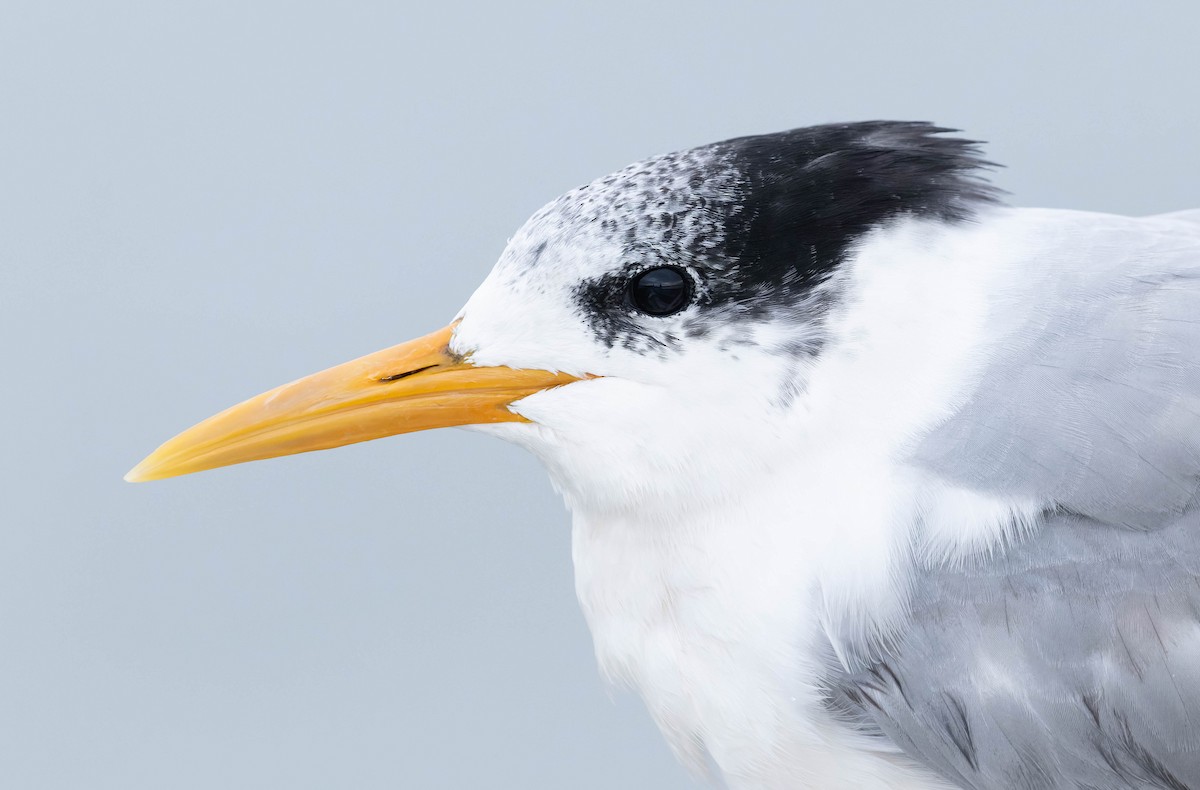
823, 509, 1200, 789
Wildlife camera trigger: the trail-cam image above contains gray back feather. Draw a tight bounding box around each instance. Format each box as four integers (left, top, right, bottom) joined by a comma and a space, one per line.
912, 212, 1200, 529
826, 211, 1200, 788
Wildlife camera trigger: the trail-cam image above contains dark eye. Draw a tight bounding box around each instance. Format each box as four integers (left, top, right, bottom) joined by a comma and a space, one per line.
627, 266, 692, 316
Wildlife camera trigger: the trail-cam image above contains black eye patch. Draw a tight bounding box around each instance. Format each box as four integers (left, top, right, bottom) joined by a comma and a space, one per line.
569, 121, 998, 351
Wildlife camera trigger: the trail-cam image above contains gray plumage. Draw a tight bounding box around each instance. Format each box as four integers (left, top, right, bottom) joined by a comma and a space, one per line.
912, 211, 1200, 530
824, 210, 1200, 788
824, 509, 1200, 790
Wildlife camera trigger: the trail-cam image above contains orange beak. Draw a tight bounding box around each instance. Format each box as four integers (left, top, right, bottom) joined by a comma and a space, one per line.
124, 324, 580, 482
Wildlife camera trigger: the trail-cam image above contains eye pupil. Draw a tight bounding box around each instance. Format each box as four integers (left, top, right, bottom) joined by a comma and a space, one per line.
628, 267, 691, 316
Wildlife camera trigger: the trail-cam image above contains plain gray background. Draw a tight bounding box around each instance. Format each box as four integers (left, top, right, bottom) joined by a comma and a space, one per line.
2, 2, 1198, 788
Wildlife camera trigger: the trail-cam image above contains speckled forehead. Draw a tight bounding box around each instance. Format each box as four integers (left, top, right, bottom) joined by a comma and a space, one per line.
497, 144, 741, 276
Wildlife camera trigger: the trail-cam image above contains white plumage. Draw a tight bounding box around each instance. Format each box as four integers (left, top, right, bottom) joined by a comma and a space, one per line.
465, 206, 1200, 788
131, 123, 1200, 789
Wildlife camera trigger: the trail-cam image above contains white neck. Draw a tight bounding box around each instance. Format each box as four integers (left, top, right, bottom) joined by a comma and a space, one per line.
489, 209, 1055, 788
570, 466, 960, 789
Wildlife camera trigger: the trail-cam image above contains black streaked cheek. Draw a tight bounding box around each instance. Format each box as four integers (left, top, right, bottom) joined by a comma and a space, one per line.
628, 266, 692, 316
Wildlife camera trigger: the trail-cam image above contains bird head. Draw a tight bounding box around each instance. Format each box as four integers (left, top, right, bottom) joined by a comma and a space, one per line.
127, 121, 997, 517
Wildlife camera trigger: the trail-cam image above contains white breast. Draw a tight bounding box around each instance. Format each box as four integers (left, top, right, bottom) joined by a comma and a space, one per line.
570, 464, 959, 790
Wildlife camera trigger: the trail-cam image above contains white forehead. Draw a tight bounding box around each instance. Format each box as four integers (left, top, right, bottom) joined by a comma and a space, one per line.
504, 143, 737, 275
452, 145, 740, 372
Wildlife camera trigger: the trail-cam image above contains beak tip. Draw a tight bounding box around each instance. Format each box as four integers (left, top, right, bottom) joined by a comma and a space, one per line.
123, 460, 154, 483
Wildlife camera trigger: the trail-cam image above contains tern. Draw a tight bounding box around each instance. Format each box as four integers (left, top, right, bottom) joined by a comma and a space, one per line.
128, 121, 1200, 790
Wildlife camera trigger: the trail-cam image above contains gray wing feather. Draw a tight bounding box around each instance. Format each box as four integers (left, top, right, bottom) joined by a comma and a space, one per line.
913, 212, 1200, 529
828, 211, 1200, 787
823, 509, 1200, 790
